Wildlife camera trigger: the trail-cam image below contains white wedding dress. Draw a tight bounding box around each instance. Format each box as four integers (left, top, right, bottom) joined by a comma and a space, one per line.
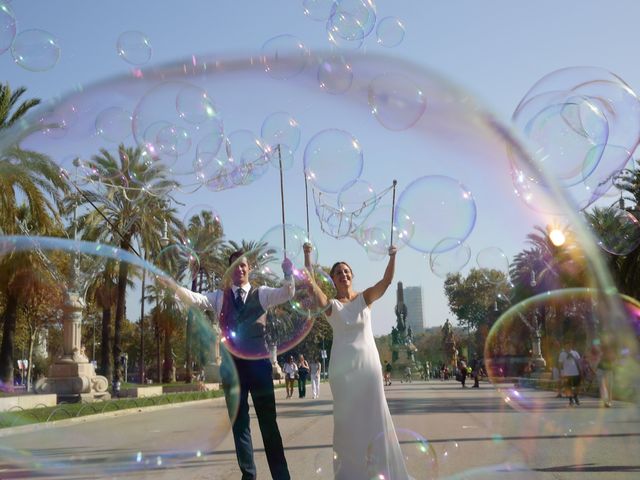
327, 293, 410, 479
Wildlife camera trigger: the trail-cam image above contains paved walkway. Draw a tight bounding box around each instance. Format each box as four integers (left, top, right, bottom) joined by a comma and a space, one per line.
0, 380, 638, 478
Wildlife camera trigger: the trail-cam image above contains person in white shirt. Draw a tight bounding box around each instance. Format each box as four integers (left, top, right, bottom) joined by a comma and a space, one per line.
175, 250, 294, 480
309, 357, 322, 399
558, 340, 582, 407
282, 355, 298, 399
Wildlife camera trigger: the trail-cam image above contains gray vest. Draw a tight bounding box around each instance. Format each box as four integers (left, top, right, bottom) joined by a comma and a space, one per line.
219, 287, 268, 357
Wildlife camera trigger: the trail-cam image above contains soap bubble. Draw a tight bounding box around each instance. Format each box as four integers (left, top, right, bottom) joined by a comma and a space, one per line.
376, 16, 405, 48
116, 31, 152, 65
11, 29, 60, 71
304, 128, 363, 193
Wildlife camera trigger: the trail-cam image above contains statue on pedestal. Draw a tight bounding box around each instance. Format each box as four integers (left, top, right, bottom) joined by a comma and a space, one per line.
441, 318, 457, 368
391, 282, 417, 368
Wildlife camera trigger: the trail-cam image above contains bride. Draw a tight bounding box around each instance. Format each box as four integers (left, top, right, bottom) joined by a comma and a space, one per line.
304, 243, 410, 479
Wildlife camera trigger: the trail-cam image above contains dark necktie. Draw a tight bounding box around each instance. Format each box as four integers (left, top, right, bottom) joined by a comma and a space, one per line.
235, 288, 245, 307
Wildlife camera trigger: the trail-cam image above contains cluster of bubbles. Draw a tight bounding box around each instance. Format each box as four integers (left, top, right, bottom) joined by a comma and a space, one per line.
511, 67, 640, 214
22, 76, 308, 202
302, 0, 404, 50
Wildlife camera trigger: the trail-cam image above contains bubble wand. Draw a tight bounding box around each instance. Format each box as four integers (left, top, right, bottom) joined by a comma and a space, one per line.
304, 169, 310, 239
390, 179, 397, 248
277, 144, 287, 254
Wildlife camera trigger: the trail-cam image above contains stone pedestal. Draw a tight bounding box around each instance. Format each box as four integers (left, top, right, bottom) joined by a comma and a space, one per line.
36, 357, 111, 401
204, 363, 221, 383
204, 324, 223, 383
531, 331, 547, 371
35, 292, 110, 402
391, 342, 418, 373
270, 344, 283, 380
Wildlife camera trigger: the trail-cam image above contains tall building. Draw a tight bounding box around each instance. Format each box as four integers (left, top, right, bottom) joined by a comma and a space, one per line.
403, 286, 425, 334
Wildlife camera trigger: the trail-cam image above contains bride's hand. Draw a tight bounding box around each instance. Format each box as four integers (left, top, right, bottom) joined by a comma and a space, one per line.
388, 245, 397, 256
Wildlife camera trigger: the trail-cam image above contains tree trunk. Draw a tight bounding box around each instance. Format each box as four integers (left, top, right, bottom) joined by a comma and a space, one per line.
163, 329, 174, 383
139, 266, 146, 384
155, 305, 161, 384
0, 295, 18, 384
185, 277, 197, 383
113, 258, 129, 382
100, 306, 112, 381
27, 327, 36, 391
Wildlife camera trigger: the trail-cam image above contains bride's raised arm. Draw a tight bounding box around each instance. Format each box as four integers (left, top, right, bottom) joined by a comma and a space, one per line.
303, 242, 330, 310
363, 245, 397, 307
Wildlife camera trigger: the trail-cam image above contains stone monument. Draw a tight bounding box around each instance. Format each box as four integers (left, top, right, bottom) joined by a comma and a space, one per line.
35, 290, 110, 401
441, 318, 457, 369
29, 224, 110, 401
391, 282, 417, 369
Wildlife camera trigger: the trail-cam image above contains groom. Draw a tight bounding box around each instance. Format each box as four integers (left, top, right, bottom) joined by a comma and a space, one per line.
175, 250, 294, 479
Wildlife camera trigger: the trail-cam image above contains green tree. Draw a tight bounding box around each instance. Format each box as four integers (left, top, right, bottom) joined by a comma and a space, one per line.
75, 145, 179, 382
0, 85, 68, 383
0, 206, 66, 383
444, 268, 511, 331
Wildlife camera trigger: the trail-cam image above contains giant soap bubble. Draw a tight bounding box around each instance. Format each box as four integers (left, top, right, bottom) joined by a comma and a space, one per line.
3, 51, 639, 477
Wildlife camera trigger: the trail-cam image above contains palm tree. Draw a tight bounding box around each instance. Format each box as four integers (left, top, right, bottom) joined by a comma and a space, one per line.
182, 210, 224, 381
511, 225, 586, 297
0, 86, 67, 381
0, 84, 65, 235
0, 149, 68, 235
0, 83, 40, 130
587, 168, 640, 298
75, 144, 180, 382
85, 264, 118, 380
509, 224, 588, 364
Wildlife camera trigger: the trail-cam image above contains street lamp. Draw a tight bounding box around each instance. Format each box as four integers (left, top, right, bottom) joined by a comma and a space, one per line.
161, 219, 170, 248
321, 335, 327, 379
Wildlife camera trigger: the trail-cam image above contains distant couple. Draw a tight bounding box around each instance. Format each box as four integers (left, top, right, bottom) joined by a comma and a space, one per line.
177, 244, 409, 479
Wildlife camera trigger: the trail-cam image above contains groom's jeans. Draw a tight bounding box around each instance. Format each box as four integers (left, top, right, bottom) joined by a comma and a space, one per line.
223, 357, 290, 480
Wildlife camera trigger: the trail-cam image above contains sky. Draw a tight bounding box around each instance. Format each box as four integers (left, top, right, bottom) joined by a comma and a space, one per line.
3, 0, 640, 335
